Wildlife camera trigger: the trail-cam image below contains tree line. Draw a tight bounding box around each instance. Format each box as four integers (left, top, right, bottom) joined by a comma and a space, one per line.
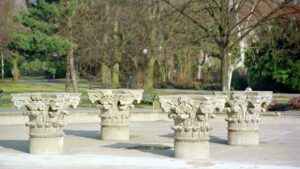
0, 0, 299, 92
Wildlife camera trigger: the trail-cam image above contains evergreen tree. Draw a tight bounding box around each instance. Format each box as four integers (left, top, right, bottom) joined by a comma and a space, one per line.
8, 0, 78, 90
245, 19, 300, 92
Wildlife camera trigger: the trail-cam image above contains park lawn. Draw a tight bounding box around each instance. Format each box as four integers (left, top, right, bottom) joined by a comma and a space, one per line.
0, 80, 156, 108
0, 79, 293, 108
0, 80, 93, 107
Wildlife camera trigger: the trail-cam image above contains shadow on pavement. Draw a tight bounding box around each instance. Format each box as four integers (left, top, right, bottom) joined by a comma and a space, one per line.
64, 130, 99, 140
105, 143, 174, 158
0, 140, 28, 153
210, 135, 228, 145
159, 133, 173, 138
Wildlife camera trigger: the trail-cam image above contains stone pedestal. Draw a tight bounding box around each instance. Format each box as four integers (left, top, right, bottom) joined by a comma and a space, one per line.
29, 136, 64, 154
11, 92, 81, 154
223, 90, 272, 146
174, 140, 209, 159
172, 119, 210, 160
228, 130, 259, 146
227, 120, 259, 145
87, 89, 143, 141
100, 115, 129, 140
159, 95, 224, 160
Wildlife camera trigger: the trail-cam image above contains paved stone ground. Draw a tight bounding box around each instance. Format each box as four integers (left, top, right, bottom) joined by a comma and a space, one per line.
0, 115, 300, 169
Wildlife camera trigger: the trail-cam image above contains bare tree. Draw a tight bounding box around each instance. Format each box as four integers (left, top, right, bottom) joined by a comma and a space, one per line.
164, 0, 299, 91
0, 0, 25, 81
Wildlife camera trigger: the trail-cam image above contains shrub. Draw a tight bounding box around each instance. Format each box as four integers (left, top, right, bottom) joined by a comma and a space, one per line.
154, 81, 202, 90
289, 97, 300, 110
268, 101, 290, 111
245, 19, 300, 93
193, 83, 202, 90
202, 83, 221, 90
231, 68, 248, 90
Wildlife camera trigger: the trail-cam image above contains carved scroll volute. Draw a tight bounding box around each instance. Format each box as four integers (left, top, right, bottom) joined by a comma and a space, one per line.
118, 90, 143, 110
68, 93, 81, 108
87, 91, 113, 113
246, 93, 269, 121
159, 97, 174, 115
212, 95, 228, 113
11, 94, 48, 118
225, 93, 248, 120
130, 90, 144, 104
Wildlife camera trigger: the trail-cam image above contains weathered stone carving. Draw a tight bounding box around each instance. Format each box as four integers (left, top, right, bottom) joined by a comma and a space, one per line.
11, 92, 81, 154
87, 89, 144, 140
159, 95, 227, 160
221, 90, 273, 145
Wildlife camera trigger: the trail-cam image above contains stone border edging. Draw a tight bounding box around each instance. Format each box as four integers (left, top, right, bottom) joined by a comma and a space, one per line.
0, 108, 299, 125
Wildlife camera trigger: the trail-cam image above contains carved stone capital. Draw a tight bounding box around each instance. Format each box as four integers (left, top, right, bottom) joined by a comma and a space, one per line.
159, 95, 226, 141
223, 91, 272, 124
87, 89, 144, 125
11, 92, 81, 137
213, 91, 273, 133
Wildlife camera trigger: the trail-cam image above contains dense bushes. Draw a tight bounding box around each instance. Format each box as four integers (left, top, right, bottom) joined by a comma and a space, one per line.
289, 97, 300, 110
154, 81, 202, 90
268, 101, 290, 111
268, 97, 300, 111
231, 68, 248, 91
245, 19, 300, 93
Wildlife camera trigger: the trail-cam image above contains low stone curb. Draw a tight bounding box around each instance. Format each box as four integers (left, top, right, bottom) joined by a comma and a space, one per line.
0, 108, 299, 125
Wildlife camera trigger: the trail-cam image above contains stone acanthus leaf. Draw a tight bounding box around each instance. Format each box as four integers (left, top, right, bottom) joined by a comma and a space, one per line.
159, 95, 226, 141
11, 93, 81, 128
224, 92, 272, 122
87, 90, 144, 126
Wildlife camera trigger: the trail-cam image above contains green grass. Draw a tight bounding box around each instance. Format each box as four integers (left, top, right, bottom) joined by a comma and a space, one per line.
273, 96, 293, 103
0, 79, 158, 108
0, 79, 93, 107
1, 78, 295, 108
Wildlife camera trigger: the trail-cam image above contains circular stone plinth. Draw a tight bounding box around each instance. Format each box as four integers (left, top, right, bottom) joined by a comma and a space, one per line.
174, 141, 209, 160
228, 130, 259, 145
101, 125, 129, 141
29, 136, 63, 154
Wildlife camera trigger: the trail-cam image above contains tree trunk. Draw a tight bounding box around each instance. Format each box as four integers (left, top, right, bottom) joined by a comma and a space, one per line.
66, 16, 78, 92
159, 62, 167, 83
112, 7, 120, 88
11, 56, 19, 81
69, 48, 78, 92
1, 53, 4, 79
65, 53, 71, 92
197, 64, 202, 80
99, 2, 112, 88
144, 56, 156, 90
101, 62, 111, 88
236, 38, 247, 68
221, 47, 232, 91
197, 51, 207, 81
112, 63, 119, 88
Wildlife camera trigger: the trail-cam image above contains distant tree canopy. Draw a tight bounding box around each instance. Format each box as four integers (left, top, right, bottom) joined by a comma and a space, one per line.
8, 0, 77, 78
245, 18, 300, 92
3, 0, 299, 92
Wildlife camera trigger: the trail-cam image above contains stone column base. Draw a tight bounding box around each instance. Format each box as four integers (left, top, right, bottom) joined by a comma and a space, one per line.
101, 125, 129, 140
29, 136, 63, 154
228, 130, 259, 145
174, 140, 209, 160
